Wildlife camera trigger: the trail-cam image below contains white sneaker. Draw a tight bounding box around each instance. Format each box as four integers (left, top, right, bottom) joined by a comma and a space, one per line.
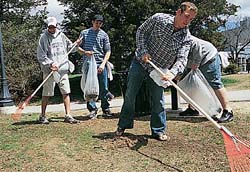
64, 115, 80, 124
88, 110, 98, 119
38, 115, 49, 124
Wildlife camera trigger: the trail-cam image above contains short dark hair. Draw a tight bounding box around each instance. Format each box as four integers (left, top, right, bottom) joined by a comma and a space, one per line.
92, 14, 104, 22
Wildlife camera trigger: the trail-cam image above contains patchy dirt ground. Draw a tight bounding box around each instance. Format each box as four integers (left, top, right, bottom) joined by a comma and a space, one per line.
1, 102, 250, 172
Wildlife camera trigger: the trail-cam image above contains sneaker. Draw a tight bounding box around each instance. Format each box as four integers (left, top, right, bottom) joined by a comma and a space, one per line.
64, 115, 80, 124
106, 92, 114, 101
152, 133, 170, 141
38, 115, 49, 124
103, 109, 113, 117
179, 107, 199, 116
114, 127, 125, 137
218, 110, 233, 123
88, 109, 98, 119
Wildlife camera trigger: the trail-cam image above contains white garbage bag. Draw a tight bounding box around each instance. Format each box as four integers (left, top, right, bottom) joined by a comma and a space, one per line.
178, 69, 222, 116
80, 57, 99, 101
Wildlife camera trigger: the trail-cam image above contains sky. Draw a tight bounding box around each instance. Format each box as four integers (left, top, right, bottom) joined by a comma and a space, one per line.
31, 0, 67, 23
46, 0, 67, 22
227, 0, 250, 20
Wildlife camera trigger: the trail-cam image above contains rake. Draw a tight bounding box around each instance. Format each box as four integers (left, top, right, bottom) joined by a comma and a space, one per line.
11, 38, 82, 121
147, 60, 250, 172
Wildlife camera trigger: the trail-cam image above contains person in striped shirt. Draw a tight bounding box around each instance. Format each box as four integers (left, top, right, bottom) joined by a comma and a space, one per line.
115, 2, 198, 141
79, 14, 112, 119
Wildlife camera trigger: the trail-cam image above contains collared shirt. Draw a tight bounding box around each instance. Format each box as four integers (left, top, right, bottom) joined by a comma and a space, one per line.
80, 28, 111, 65
135, 13, 192, 75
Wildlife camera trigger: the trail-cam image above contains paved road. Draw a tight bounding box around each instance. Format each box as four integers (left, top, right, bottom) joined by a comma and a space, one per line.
19, 89, 250, 114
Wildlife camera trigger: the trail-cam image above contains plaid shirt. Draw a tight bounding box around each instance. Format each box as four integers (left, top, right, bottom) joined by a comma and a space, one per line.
135, 13, 192, 75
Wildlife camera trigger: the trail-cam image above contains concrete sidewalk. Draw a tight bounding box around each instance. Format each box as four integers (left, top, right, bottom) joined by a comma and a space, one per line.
19, 89, 250, 114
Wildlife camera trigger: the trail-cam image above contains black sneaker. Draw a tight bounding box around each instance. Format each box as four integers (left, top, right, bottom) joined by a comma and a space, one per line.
179, 107, 199, 116
103, 109, 113, 117
218, 110, 233, 123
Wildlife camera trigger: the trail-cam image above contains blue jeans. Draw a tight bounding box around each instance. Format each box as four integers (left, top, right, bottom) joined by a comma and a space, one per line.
87, 66, 110, 112
200, 54, 223, 89
118, 60, 166, 136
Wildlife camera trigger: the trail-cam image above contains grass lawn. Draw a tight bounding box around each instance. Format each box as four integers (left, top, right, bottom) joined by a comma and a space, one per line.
222, 73, 250, 90
1, 102, 250, 172
0, 73, 249, 172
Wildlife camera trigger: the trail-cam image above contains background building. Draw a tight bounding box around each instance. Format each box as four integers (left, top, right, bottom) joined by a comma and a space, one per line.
223, 17, 250, 72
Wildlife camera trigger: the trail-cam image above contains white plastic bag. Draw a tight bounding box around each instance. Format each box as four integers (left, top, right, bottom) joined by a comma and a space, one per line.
80, 57, 99, 101
53, 71, 61, 83
52, 61, 75, 83
106, 61, 114, 81
218, 52, 230, 68
149, 68, 171, 88
80, 61, 88, 92
178, 69, 222, 116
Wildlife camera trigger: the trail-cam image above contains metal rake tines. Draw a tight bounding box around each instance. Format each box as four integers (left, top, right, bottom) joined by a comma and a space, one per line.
221, 125, 250, 151
233, 136, 250, 151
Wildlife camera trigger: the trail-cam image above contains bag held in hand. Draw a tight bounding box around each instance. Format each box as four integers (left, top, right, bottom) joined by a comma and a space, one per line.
178, 69, 222, 116
81, 56, 99, 101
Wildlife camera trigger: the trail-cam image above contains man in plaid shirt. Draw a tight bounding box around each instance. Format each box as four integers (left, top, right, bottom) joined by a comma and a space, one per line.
115, 2, 198, 141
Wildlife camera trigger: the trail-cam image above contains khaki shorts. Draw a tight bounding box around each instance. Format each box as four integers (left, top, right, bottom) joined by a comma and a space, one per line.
42, 73, 71, 96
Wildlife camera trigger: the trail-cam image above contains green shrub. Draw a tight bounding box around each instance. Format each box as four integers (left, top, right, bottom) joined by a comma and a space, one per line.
223, 64, 240, 74
3, 20, 43, 103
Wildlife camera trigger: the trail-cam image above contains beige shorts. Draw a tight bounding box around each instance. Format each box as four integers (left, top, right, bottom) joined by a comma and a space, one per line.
42, 73, 71, 96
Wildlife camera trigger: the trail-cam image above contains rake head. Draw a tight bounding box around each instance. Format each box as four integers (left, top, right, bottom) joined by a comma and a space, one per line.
11, 96, 32, 121
221, 128, 250, 172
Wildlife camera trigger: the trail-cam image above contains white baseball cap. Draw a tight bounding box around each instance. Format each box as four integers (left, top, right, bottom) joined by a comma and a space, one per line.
47, 17, 57, 27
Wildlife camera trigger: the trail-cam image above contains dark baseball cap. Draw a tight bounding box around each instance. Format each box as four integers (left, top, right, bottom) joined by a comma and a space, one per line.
93, 14, 104, 22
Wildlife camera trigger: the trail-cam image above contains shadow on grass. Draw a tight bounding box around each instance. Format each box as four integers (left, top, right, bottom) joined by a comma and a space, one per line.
11, 117, 67, 125
93, 132, 149, 141
94, 132, 184, 172
12, 120, 41, 125
168, 116, 209, 123
11, 113, 121, 126
11, 115, 90, 125
131, 114, 209, 123
95, 112, 120, 119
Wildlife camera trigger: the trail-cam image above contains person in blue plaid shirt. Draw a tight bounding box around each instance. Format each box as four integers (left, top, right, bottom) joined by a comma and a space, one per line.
115, 2, 198, 141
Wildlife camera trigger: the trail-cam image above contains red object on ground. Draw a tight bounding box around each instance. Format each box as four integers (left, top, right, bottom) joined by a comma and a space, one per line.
11, 96, 32, 121
221, 129, 250, 172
